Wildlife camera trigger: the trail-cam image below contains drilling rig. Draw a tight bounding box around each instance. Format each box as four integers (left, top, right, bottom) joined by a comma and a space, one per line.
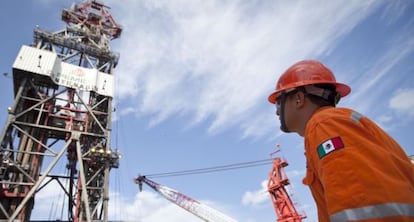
0, 1, 121, 221
268, 157, 306, 222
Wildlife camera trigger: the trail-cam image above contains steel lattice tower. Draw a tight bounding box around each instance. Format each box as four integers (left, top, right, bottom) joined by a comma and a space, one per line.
268, 158, 306, 222
0, 1, 122, 221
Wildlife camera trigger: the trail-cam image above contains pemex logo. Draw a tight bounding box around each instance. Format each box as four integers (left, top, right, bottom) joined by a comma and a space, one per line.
71, 68, 85, 77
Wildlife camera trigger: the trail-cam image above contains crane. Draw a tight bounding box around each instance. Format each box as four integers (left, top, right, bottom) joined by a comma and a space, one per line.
134, 176, 239, 222
267, 157, 306, 222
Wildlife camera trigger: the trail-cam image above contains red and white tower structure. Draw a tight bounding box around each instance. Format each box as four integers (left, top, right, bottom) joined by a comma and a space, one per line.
0, 1, 121, 221
268, 157, 306, 222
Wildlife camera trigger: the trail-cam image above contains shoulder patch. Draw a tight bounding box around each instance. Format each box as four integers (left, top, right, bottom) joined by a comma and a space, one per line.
317, 136, 345, 159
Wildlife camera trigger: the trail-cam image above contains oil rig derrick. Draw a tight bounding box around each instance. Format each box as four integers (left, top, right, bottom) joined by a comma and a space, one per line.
0, 1, 121, 221
268, 157, 306, 222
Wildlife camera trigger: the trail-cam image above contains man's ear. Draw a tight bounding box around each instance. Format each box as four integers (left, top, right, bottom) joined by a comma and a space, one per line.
295, 92, 305, 106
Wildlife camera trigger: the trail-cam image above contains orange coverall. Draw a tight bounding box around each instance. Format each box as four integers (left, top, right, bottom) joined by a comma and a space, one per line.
303, 107, 414, 222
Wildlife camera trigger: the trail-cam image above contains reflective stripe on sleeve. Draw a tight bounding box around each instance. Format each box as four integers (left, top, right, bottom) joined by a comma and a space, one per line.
350, 111, 363, 123
330, 202, 414, 222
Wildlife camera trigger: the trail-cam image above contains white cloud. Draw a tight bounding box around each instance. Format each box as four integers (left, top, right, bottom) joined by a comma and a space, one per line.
109, 189, 240, 221
345, 34, 414, 113
242, 180, 269, 207
112, 106, 137, 122
109, 191, 201, 222
31, 180, 234, 221
375, 114, 394, 131
286, 169, 306, 179
377, 114, 393, 124
389, 88, 414, 118
109, 0, 382, 137
31, 180, 69, 220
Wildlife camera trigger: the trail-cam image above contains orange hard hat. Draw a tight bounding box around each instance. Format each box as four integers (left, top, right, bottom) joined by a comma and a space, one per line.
268, 60, 351, 104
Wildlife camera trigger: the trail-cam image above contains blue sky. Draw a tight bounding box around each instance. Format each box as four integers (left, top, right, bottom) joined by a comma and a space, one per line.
1, 0, 414, 221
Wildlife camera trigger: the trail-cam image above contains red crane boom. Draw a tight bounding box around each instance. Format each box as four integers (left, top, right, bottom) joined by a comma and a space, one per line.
268, 157, 306, 222
134, 176, 238, 222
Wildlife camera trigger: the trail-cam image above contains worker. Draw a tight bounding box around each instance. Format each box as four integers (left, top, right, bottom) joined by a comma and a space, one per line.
267, 60, 414, 222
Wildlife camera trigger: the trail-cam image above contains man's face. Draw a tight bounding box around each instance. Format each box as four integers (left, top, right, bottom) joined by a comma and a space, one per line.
275, 88, 299, 132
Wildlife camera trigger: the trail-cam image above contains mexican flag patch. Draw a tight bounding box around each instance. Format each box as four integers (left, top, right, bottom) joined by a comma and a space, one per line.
317, 137, 345, 159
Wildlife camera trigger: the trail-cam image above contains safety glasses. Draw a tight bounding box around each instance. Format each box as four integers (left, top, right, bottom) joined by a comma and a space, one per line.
275, 88, 299, 111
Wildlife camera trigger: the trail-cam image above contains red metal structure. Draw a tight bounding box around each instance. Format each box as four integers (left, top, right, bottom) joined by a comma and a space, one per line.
268, 157, 306, 222
0, 1, 121, 221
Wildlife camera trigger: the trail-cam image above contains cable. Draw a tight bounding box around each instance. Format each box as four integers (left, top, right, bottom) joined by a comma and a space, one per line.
144, 158, 274, 179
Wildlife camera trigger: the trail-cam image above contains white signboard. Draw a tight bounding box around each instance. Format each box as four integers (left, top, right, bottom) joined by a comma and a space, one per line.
13, 45, 114, 97
12, 45, 58, 77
